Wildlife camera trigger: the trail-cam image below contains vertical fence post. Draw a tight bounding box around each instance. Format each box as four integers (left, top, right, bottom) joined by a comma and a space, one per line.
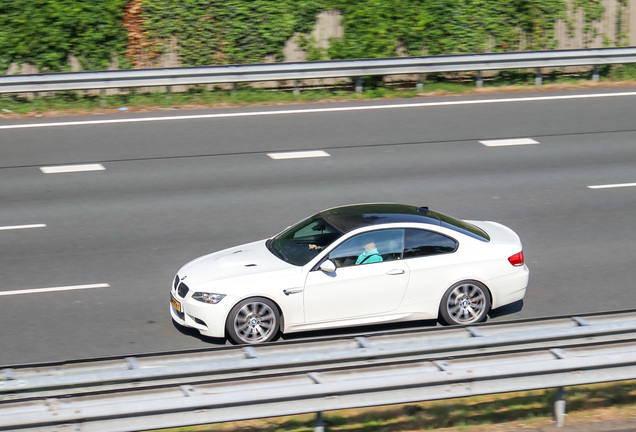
315, 412, 325, 432
100, 89, 107, 108
476, 71, 484, 88
535, 68, 543, 85
555, 387, 566, 427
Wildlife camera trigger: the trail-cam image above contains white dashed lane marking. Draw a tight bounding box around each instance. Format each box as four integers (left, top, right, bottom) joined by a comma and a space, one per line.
0, 224, 47, 231
588, 182, 636, 190
0, 283, 111, 297
267, 150, 331, 160
479, 138, 539, 147
40, 164, 106, 174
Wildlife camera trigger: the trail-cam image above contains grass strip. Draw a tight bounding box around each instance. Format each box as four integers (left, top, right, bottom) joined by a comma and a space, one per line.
154, 381, 636, 432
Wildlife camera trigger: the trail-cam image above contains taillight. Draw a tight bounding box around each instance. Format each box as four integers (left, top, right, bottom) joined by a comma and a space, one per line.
508, 251, 524, 267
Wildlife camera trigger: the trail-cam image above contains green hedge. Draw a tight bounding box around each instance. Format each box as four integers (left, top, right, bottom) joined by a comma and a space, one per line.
324, 0, 565, 60
0, 0, 128, 72
2, 0, 619, 74
141, 0, 567, 63
141, 0, 324, 65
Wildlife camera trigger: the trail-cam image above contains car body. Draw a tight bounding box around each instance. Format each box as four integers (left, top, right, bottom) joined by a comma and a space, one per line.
170, 203, 528, 344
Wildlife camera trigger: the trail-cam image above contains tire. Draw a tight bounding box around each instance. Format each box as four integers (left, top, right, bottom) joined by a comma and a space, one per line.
225, 297, 280, 344
439, 280, 491, 325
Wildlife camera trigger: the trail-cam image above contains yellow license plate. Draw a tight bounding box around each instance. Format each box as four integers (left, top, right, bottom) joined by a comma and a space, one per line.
170, 293, 182, 313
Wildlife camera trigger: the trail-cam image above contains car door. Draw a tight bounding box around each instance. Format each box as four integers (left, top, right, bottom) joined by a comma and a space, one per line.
303, 229, 409, 323
399, 228, 461, 311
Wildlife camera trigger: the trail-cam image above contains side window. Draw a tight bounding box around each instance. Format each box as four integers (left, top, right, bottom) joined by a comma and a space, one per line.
329, 229, 404, 268
404, 229, 457, 259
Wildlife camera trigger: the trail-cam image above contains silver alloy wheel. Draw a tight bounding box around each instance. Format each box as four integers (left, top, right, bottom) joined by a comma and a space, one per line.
443, 281, 489, 324
232, 300, 277, 344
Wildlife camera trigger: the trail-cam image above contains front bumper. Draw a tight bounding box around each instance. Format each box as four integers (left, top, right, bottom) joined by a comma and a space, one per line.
170, 283, 235, 339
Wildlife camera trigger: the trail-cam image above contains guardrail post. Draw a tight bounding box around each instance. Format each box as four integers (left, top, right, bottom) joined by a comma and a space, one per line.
592, 65, 600, 81
100, 89, 107, 107
315, 412, 325, 432
555, 387, 566, 427
535, 68, 543, 85
355, 77, 363, 93
294, 80, 300, 96
416, 74, 423, 92
476, 71, 483, 88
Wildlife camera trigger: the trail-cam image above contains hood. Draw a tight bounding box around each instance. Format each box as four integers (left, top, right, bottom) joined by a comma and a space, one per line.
177, 239, 297, 288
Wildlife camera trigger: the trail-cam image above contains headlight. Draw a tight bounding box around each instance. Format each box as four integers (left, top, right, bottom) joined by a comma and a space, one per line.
192, 292, 226, 304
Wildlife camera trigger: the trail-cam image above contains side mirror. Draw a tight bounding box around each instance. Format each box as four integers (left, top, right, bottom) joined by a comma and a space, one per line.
319, 260, 337, 273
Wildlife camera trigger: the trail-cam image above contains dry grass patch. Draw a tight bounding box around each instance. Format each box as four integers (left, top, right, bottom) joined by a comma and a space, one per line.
155, 381, 636, 432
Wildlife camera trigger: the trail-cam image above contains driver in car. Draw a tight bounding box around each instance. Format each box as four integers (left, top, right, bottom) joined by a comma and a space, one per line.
355, 241, 383, 265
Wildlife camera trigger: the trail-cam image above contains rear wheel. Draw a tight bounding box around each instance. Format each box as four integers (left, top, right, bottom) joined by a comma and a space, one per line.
439, 280, 490, 325
226, 297, 280, 344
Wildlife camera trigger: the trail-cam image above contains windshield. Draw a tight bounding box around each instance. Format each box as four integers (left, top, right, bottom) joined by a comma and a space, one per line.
267, 214, 344, 266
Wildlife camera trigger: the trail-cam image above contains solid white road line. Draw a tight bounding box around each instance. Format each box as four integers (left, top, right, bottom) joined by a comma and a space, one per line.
0, 224, 47, 231
267, 150, 331, 160
588, 182, 636, 189
40, 163, 105, 174
1, 91, 636, 131
479, 138, 539, 147
0, 283, 110, 297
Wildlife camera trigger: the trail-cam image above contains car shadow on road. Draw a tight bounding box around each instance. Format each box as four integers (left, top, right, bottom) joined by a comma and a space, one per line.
171, 300, 524, 346
488, 299, 524, 320
171, 319, 228, 345
279, 319, 441, 343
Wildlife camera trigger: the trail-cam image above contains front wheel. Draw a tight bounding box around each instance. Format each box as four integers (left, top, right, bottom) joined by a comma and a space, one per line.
439, 280, 491, 325
225, 297, 280, 344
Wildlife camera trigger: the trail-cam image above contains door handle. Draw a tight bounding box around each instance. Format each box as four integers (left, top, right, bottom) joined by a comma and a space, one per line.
283, 288, 303, 296
387, 269, 405, 275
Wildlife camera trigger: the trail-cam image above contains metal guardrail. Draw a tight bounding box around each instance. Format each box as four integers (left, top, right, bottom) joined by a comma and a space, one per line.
3, 310, 636, 431
1, 47, 636, 95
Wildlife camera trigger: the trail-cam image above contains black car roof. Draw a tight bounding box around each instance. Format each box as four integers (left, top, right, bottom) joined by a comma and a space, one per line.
320, 203, 490, 241
320, 203, 435, 232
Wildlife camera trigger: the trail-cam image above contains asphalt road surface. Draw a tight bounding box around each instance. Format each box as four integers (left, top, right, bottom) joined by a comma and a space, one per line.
1, 87, 635, 365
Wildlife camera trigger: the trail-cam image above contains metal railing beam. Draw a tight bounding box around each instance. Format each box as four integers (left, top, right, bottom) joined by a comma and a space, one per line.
1, 47, 636, 94
2, 345, 636, 431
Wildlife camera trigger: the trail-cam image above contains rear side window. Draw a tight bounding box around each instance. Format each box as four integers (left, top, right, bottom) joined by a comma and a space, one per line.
434, 212, 490, 242
403, 229, 458, 259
